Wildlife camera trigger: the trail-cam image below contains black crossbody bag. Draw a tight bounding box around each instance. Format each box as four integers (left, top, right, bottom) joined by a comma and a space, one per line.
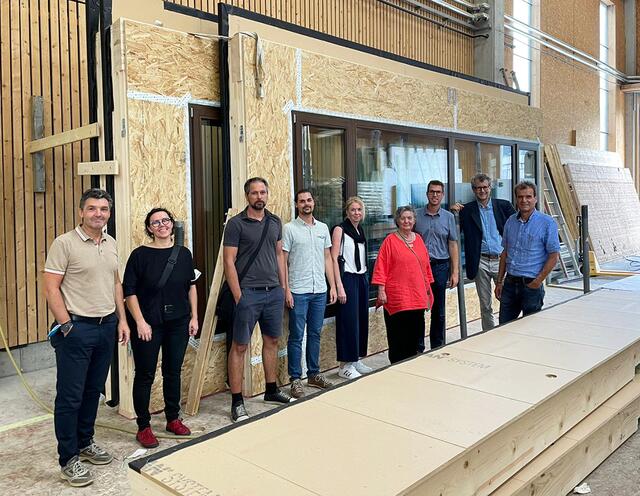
216, 215, 271, 323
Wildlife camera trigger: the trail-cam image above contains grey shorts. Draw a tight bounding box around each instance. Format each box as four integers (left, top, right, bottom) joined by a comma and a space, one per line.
232, 286, 285, 345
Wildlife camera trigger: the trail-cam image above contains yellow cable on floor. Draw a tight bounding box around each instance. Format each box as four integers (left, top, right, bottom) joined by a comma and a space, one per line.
0, 323, 201, 440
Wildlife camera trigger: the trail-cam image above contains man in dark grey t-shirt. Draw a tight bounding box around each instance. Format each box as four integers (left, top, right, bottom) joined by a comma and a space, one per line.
223, 177, 293, 423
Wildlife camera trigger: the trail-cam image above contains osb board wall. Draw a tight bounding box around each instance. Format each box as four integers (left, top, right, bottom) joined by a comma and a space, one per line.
300, 51, 541, 141
123, 20, 220, 101
127, 99, 189, 246
115, 19, 221, 416
242, 39, 297, 220
565, 163, 640, 263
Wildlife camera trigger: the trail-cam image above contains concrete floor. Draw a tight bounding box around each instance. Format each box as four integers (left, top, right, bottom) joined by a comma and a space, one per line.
0, 280, 638, 495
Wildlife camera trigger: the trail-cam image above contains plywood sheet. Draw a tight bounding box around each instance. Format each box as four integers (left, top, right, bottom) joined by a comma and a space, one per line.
395, 347, 580, 404
130, 288, 640, 496
452, 327, 617, 373
191, 401, 462, 495
555, 143, 623, 168
124, 20, 219, 101
317, 369, 531, 448
565, 163, 640, 263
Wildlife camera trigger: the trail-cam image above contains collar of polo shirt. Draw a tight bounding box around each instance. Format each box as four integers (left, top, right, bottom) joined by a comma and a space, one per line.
75, 225, 107, 244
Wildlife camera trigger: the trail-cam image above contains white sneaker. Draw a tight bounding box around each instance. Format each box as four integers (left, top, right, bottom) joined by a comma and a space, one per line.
338, 363, 362, 380
354, 360, 373, 374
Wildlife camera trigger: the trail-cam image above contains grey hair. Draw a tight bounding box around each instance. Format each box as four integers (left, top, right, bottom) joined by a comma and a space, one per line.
514, 180, 537, 197
79, 188, 113, 210
471, 173, 492, 188
394, 205, 416, 227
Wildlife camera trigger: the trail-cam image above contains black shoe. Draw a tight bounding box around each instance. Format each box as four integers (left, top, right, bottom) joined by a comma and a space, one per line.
264, 389, 295, 405
231, 403, 249, 423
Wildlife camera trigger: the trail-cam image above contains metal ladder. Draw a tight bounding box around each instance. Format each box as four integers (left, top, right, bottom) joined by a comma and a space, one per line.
542, 163, 581, 283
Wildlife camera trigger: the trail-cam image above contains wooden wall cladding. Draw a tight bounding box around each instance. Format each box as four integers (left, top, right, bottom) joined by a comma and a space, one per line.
0, 0, 92, 348
166, 0, 474, 75
124, 20, 220, 101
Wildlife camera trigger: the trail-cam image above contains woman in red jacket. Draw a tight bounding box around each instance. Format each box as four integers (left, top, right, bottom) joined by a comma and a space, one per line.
372, 205, 434, 364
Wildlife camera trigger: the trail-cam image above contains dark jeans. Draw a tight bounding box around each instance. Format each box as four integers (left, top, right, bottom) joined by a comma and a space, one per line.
498, 276, 545, 325
131, 317, 190, 430
336, 272, 369, 362
384, 309, 425, 364
423, 259, 449, 351
50, 317, 116, 466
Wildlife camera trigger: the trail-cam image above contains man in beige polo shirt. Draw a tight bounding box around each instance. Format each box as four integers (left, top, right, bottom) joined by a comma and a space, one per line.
43, 188, 129, 487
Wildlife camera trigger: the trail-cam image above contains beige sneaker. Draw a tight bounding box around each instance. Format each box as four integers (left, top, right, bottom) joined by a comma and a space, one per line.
290, 379, 305, 399
307, 373, 333, 389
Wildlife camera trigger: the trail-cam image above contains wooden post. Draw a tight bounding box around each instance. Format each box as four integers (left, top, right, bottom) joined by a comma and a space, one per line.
184, 209, 235, 416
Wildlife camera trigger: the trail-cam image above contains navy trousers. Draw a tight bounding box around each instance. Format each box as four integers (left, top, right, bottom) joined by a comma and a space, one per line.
422, 259, 449, 351
336, 272, 369, 362
51, 317, 116, 466
498, 277, 545, 325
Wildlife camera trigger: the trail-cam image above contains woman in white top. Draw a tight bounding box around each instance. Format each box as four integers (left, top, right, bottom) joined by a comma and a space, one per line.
331, 196, 372, 379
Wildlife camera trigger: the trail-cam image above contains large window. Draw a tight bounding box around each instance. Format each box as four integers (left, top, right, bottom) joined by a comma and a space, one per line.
599, 1, 612, 151
512, 0, 533, 93
293, 112, 539, 298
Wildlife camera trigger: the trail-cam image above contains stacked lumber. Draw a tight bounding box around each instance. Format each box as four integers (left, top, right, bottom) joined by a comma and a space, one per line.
128, 288, 640, 496
544, 143, 640, 265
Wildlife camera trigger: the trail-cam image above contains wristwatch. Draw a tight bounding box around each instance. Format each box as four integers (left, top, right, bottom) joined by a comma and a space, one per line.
60, 320, 74, 337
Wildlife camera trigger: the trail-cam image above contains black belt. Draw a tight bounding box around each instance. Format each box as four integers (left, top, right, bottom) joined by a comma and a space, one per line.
429, 258, 450, 265
481, 253, 500, 260
504, 275, 536, 285
69, 313, 116, 325
244, 286, 281, 292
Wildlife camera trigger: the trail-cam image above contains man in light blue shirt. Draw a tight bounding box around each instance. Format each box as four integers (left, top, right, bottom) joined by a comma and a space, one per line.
283, 190, 337, 398
495, 181, 560, 324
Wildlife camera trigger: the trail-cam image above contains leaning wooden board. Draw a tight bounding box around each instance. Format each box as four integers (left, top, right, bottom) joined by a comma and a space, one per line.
129, 289, 640, 496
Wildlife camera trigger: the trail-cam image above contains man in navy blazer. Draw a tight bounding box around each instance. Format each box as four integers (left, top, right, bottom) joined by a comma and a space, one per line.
451, 173, 516, 330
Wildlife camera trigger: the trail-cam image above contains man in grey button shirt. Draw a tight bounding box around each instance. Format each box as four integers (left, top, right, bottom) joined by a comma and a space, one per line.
414, 180, 459, 351
283, 190, 337, 399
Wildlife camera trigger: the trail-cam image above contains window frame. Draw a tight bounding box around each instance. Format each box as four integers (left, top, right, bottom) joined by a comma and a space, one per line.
292, 111, 540, 304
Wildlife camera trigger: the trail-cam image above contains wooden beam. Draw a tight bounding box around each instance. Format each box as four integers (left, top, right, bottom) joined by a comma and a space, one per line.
77, 160, 118, 176
184, 209, 235, 416
27, 122, 99, 154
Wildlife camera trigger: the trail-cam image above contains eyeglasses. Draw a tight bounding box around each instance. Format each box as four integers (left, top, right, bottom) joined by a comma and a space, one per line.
149, 217, 172, 228
427, 190, 444, 196
473, 186, 490, 191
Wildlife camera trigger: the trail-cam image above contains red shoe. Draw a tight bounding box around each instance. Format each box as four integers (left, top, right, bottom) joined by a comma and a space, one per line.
136, 427, 159, 448
166, 419, 191, 436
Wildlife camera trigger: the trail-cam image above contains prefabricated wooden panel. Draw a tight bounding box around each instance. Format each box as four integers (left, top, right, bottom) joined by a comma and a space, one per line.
555, 143, 623, 168
493, 377, 640, 496
300, 52, 454, 130
565, 163, 640, 263
456, 89, 542, 140
127, 99, 189, 247
164, 0, 475, 75
124, 20, 220, 101
242, 38, 296, 220
129, 290, 640, 496
0, 0, 91, 348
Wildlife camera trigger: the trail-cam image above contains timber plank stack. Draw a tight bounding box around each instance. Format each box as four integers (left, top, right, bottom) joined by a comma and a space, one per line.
129, 288, 640, 496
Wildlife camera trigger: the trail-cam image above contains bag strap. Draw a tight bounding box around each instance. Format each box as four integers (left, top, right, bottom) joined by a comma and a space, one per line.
237, 214, 272, 284
157, 244, 181, 291
395, 232, 432, 310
